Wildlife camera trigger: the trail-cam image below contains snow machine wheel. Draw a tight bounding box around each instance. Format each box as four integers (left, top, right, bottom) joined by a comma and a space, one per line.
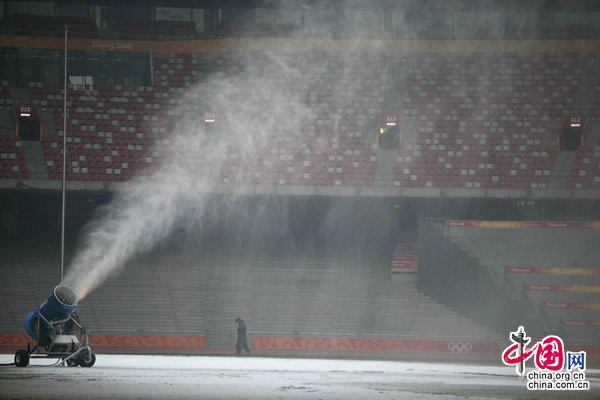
15, 349, 29, 367
66, 357, 78, 367
78, 349, 96, 368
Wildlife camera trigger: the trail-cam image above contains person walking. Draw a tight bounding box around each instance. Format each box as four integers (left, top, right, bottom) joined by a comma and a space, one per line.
235, 317, 250, 355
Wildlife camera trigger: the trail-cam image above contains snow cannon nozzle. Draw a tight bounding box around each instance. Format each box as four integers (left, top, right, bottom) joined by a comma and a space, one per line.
23, 284, 78, 340
54, 285, 78, 308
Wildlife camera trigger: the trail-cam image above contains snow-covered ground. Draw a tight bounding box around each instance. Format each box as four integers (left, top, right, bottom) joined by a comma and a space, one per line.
0, 354, 598, 399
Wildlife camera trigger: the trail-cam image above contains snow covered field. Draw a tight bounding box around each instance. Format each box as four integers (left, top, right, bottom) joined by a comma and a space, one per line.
0, 354, 598, 399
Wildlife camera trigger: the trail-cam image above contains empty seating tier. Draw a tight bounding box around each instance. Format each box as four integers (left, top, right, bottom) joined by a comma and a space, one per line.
420, 219, 600, 342
3, 52, 598, 190
0, 240, 497, 343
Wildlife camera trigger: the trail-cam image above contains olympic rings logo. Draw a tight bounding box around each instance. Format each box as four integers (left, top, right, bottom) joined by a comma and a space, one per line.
447, 342, 473, 352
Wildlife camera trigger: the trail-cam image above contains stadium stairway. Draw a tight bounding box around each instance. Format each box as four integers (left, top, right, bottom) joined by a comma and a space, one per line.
573, 56, 600, 115
38, 108, 58, 136
373, 148, 396, 186
21, 141, 49, 179
546, 150, 577, 189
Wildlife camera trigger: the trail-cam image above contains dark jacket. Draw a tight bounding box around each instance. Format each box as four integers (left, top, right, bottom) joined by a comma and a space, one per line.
237, 320, 247, 335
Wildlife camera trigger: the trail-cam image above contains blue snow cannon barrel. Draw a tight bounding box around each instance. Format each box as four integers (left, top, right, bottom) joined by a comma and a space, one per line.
23, 285, 78, 339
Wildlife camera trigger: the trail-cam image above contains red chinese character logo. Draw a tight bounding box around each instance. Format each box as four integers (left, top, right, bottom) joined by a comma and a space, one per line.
535, 336, 564, 371
502, 327, 565, 376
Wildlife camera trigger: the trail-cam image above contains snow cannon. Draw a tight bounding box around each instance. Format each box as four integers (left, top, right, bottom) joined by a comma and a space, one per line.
23, 285, 78, 339
15, 284, 95, 368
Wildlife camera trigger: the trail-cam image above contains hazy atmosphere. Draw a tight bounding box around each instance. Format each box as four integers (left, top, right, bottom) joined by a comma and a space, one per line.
0, 1, 599, 399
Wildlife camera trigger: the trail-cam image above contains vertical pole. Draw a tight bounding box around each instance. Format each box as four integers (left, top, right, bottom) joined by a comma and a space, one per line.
61, 25, 68, 283
149, 48, 154, 86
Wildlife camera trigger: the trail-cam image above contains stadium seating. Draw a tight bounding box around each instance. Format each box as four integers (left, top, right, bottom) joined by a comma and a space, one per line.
0, 239, 497, 342
444, 221, 600, 340
27, 51, 382, 185
395, 53, 582, 189
541, 301, 600, 341
569, 145, 600, 189
4, 52, 598, 190
0, 135, 28, 179
30, 81, 159, 180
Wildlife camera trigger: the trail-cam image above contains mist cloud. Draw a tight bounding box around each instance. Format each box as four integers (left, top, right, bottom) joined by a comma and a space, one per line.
62, 5, 396, 300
